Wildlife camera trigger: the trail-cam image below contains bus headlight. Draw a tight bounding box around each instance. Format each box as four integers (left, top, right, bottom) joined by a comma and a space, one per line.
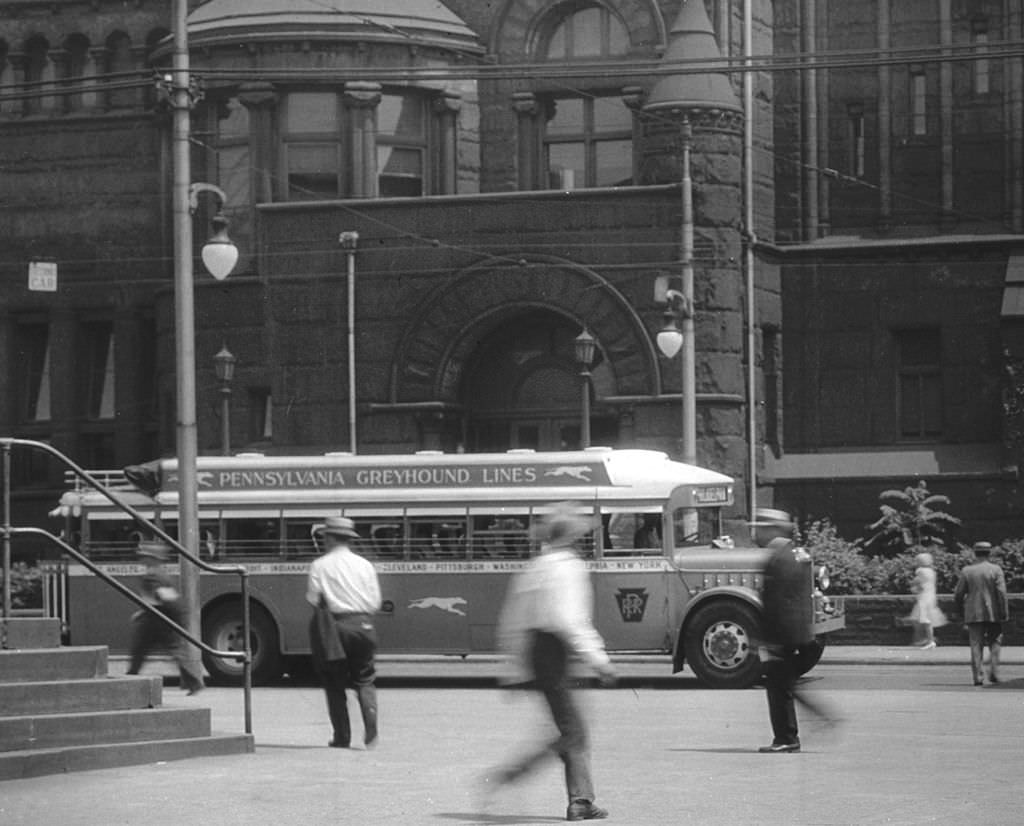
816, 565, 830, 592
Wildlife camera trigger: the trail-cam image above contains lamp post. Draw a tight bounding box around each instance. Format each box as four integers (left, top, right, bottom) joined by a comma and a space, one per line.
574, 329, 596, 449
339, 231, 359, 453
213, 345, 236, 456
171, 0, 238, 679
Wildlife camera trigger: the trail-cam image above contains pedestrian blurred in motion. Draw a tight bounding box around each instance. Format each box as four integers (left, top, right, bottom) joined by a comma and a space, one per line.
486, 502, 618, 822
307, 516, 382, 748
752, 508, 835, 753
954, 541, 1010, 685
908, 551, 946, 649
126, 539, 204, 695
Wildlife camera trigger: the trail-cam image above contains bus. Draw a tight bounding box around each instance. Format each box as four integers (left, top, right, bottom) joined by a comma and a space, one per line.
49, 447, 844, 688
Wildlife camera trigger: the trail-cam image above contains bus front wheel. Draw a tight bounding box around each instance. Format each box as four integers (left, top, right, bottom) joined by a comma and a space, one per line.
683, 601, 762, 689
202, 601, 283, 686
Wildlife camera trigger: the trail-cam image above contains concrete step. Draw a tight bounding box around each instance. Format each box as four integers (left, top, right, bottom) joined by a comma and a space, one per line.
0, 675, 163, 716
0, 646, 108, 683
0, 733, 255, 781
0, 706, 212, 753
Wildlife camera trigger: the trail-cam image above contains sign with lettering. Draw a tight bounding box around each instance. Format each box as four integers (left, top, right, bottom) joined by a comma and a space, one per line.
28, 261, 58, 292
161, 459, 613, 492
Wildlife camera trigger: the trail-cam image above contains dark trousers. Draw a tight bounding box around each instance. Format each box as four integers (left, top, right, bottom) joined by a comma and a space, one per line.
500, 631, 595, 804
319, 614, 378, 747
127, 608, 204, 693
763, 645, 831, 746
967, 621, 1003, 683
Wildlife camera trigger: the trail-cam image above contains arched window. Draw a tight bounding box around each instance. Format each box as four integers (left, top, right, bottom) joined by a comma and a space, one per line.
531, 3, 634, 189
540, 2, 629, 60
23, 35, 49, 115
106, 32, 134, 109
63, 34, 91, 112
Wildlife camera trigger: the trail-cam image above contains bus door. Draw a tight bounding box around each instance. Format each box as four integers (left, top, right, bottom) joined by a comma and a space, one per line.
589, 510, 676, 653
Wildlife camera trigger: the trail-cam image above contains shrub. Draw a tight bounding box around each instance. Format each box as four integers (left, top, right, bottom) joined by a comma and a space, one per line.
864, 480, 961, 557
0, 561, 44, 609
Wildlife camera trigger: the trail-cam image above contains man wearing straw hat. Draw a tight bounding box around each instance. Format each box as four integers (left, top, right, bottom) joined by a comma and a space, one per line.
487, 502, 618, 822
307, 516, 382, 749
954, 541, 1010, 685
126, 538, 205, 695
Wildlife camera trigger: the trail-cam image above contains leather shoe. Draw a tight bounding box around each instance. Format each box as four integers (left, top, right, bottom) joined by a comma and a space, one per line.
567, 800, 609, 821
328, 739, 350, 748
758, 742, 800, 753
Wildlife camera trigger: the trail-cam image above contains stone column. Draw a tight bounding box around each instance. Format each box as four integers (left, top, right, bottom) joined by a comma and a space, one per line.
433, 91, 462, 195
344, 81, 382, 198
511, 91, 541, 190
238, 82, 278, 204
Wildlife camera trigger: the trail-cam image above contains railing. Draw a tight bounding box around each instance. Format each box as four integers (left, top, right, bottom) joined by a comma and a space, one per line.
1, 438, 253, 736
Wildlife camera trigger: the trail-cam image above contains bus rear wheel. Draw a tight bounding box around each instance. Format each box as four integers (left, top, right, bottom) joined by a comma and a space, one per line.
202, 601, 282, 686
683, 601, 762, 689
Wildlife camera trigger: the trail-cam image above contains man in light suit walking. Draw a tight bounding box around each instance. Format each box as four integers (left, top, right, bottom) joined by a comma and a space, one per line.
954, 541, 1010, 685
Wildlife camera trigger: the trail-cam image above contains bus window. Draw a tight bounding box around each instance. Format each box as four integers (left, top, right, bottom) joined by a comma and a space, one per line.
83, 520, 140, 560
284, 519, 323, 558
368, 522, 403, 560
223, 518, 281, 556
471, 515, 529, 559
409, 518, 466, 559
671, 507, 720, 547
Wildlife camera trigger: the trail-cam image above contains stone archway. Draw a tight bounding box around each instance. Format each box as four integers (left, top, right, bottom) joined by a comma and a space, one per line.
389, 254, 661, 405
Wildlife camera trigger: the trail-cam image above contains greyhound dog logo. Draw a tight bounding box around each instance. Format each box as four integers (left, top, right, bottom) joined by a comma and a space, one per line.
196, 471, 216, 488
408, 596, 468, 616
544, 466, 592, 482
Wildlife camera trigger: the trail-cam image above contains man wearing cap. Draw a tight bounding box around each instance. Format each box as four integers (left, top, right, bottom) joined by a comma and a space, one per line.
488, 502, 617, 822
307, 516, 382, 748
752, 508, 831, 753
126, 539, 204, 695
954, 541, 1010, 685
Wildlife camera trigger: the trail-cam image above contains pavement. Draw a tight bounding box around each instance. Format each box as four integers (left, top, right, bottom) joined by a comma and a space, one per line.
1, 646, 1020, 826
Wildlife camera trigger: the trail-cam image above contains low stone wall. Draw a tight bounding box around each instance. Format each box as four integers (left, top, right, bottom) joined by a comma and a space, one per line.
830, 595, 1024, 646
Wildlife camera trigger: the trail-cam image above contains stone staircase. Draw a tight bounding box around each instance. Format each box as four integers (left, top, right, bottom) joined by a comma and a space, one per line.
0, 620, 252, 781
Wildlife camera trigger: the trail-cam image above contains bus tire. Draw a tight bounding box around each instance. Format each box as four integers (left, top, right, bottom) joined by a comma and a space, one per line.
202, 601, 283, 686
683, 601, 762, 689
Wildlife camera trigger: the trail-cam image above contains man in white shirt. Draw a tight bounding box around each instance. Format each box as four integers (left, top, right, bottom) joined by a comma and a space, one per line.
306, 516, 382, 748
489, 502, 617, 822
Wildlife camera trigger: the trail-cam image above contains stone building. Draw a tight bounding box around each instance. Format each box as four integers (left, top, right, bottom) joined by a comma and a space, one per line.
1, 0, 1022, 544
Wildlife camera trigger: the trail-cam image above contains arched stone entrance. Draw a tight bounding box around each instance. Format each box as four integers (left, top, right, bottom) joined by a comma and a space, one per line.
388, 254, 661, 450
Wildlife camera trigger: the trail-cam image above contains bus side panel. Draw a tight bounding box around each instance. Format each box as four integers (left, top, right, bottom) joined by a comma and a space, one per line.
590, 560, 679, 653
66, 565, 153, 654
375, 568, 515, 653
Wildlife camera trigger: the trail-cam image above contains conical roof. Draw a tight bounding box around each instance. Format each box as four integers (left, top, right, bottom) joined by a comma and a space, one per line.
644, 0, 740, 113
187, 0, 483, 54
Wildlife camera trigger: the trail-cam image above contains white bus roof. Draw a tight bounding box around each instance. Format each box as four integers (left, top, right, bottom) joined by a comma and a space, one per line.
57, 448, 734, 515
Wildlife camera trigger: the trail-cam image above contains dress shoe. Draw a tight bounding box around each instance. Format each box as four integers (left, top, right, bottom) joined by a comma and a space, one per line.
328, 739, 350, 748
758, 742, 800, 753
567, 800, 609, 821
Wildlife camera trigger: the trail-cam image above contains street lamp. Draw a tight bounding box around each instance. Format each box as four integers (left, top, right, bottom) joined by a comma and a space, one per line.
213, 345, 236, 456
657, 287, 695, 465
574, 328, 596, 449
170, 0, 238, 681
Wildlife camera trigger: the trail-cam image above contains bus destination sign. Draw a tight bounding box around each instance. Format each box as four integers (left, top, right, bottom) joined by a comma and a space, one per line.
163, 460, 614, 492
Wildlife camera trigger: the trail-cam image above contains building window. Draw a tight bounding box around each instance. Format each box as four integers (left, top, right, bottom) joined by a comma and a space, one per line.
910, 66, 927, 136
897, 328, 942, 439
972, 20, 990, 96
377, 92, 427, 197
847, 103, 865, 178
540, 3, 629, 59
248, 388, 273, 443
14, 321, 51, 422
106, 32, 134, 109
62, 34, 90, 112
79, 321, 115, 420
23, 35, 49, 115
763, 327, 780, 453
281, 91, 343, 200
544, 95, 633, 188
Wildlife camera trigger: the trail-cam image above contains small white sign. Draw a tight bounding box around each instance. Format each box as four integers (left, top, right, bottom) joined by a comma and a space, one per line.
28, 261, 58, 292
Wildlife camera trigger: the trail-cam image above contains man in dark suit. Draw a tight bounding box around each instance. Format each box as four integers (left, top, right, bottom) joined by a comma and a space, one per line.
954, 541, 1010, 685
753, 508, 832, 753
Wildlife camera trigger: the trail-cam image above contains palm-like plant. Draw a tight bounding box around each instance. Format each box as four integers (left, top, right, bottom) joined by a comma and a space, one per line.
865, 480, 962, 556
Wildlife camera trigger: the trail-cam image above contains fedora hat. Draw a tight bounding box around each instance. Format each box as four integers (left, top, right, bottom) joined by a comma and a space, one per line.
972, 541, 994, 555
136, 540, 170, 561
316, 516, 360, 540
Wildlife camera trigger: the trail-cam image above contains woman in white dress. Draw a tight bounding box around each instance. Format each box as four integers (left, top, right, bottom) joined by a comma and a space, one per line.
910, 551, 946, 649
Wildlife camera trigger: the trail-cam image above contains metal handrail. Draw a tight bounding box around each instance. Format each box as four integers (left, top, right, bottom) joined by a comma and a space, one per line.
1, 437, 252, 736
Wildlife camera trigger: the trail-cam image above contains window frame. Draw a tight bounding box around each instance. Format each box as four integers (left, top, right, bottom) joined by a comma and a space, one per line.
895, 328, 943, 440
